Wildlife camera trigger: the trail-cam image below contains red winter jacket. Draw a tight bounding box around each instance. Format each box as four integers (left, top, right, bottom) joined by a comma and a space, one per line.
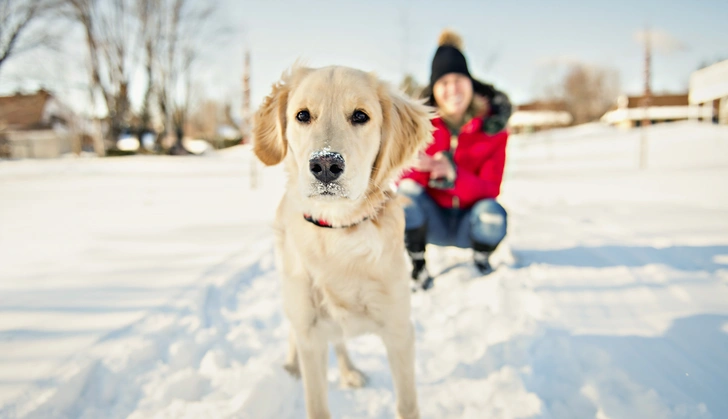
399, 116, 507, 209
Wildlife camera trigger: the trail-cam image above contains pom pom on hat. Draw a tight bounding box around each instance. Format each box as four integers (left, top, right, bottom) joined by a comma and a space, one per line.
437, 29, 464, 50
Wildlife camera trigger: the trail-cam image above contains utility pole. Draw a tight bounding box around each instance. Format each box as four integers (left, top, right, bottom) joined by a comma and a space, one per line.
639, 27, 652, 170
242, 48, 257, 189
242, 49, 252, 143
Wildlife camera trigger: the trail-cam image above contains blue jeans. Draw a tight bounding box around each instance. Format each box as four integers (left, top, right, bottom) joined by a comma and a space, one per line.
399, 183, 507, 250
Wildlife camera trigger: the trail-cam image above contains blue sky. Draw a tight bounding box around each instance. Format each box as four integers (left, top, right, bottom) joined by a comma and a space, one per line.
213, 0, 727, 107
1, 0, 726, 112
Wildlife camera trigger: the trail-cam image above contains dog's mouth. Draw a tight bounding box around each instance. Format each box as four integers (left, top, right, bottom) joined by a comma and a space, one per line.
308, 181, 349, 199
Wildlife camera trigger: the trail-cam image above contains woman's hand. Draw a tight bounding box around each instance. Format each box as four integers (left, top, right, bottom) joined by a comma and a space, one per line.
413, 151, 436, 172
429, 152, 455, 181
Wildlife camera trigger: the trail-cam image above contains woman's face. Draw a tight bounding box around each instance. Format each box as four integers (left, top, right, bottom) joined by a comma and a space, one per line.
433, 73, 473, 120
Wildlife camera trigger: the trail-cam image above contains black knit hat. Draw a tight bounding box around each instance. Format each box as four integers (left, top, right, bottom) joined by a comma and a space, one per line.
424, 29, 495, 106
430, 30, 471, 88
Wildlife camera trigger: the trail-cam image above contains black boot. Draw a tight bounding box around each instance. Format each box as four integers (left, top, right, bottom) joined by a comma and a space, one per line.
472, 241, 497, 275
405, 224, 434, 290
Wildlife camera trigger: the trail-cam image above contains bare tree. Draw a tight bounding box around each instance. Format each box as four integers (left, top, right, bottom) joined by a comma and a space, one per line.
61, 0, 224, 154
137, 0, 161, 134
564, 64, 620, 125
0, 0, 59, 74
64, 0, 139, 153
187, 99, 220, 139
400, 74, 423, 99
540, 63, 620, 125
186, 98, 241, 149
154, 0, 216, 154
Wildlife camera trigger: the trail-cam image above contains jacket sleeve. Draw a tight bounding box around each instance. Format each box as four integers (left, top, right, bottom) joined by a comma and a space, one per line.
483, 89, 512, 134
450, 133, 507, 201
399, 167, 430, 187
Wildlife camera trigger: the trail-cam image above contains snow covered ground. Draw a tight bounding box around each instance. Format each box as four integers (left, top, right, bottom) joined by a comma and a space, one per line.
1, 121, 727, 418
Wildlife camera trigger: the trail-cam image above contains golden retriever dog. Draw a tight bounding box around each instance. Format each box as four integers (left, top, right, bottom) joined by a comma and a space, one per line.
252, 65, 431, 419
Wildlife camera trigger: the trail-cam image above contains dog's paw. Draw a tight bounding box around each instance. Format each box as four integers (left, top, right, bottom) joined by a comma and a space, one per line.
339, 367, 368, 388
283, 362, 301, 379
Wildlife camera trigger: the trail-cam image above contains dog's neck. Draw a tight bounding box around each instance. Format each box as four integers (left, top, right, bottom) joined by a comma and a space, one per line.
303, 188, 394, 229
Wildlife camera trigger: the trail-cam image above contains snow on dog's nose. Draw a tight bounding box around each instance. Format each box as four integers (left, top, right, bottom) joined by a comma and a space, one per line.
309, 151, 345, 184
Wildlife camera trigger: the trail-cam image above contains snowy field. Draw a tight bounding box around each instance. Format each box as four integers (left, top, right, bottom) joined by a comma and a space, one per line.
1, 121, 727, 418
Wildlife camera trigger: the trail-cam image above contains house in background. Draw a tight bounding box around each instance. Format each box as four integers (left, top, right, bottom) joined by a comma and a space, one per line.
689, 59, 728, 125
0, 90, 82, 158
508, 100, 573, 134
600, 93, 713, 128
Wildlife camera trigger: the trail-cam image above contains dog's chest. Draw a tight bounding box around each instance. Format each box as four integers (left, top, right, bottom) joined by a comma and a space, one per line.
317, 225, 383, 261
311, 283, 383, 337
301, 227, 393, 335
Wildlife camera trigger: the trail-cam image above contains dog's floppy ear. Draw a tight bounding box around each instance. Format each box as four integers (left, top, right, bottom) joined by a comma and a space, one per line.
253, 77, 290, 166
253, 66, 312, 165
373, 82, 433, 185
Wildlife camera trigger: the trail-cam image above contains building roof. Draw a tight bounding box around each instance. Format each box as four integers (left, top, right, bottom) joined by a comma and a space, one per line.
0, 90, 53, 130
510, 100, 572, 127
622, 94, 688, 109
516, 100, 568, 112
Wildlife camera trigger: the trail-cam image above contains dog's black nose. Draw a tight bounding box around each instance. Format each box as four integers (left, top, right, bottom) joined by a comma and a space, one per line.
309, 151, 345, 183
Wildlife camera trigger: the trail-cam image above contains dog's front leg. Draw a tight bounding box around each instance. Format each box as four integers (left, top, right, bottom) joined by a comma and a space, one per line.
296, 330, 331, 419
381, 322, 419, 419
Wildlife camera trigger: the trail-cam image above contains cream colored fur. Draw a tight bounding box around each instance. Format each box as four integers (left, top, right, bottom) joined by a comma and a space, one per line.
253, 65, 431, 419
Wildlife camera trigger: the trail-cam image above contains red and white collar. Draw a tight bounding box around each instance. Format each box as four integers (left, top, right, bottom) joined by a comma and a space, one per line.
303, 214, 368, 229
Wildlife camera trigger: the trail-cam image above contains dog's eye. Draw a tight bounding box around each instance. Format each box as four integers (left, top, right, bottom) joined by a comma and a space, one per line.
296, 110, 311, 123
351, 110, 369, 124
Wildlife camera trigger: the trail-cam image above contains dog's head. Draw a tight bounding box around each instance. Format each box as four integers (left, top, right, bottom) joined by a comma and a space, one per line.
253, 65, 432, 218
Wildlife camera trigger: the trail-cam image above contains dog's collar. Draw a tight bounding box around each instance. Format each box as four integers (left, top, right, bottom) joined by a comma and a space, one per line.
303, 214, 368, 229
303, 191, 393, 229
